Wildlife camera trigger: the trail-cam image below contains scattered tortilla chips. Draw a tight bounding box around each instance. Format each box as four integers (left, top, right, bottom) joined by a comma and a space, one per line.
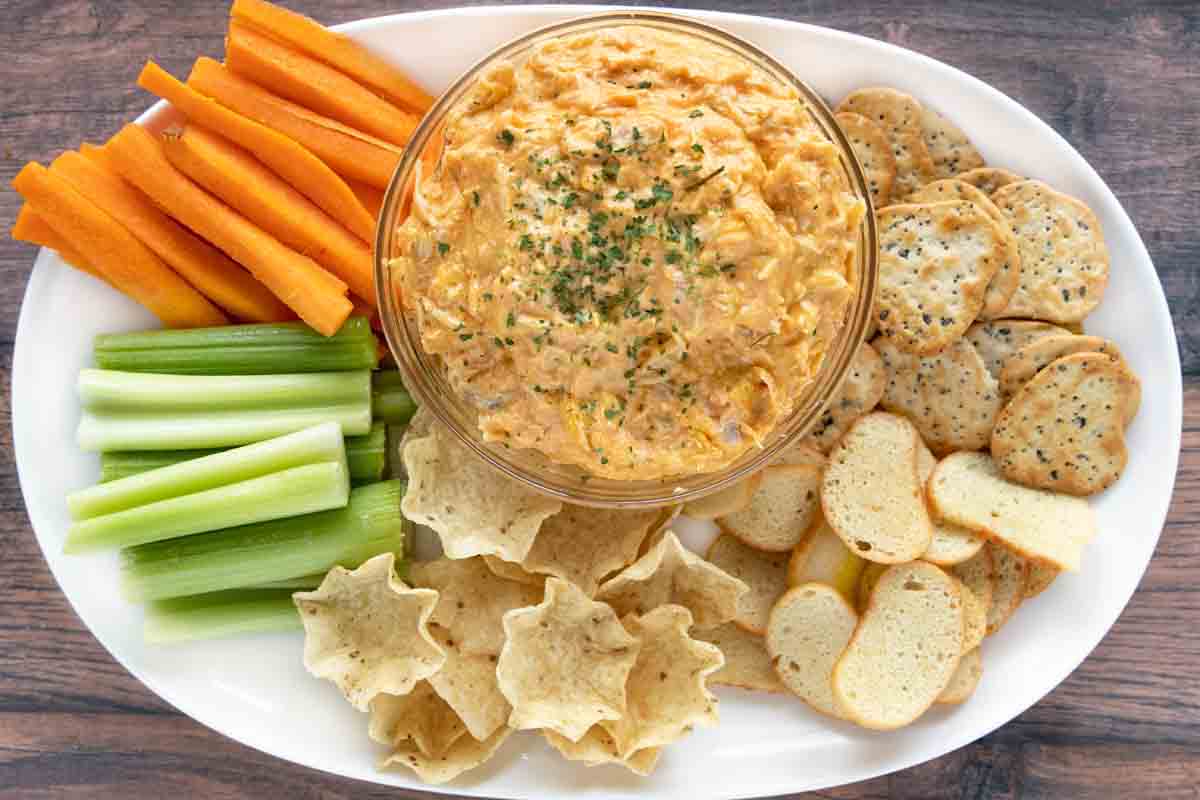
369, 682, 467, 761
544, 727, 661, 776
597, 532, 747, 628
497, 577, 640, 742
427, 624, 511, 742
401, 423, 562, 562
603, 606, 722, 758
694, 623, 787, 693
409, 557, 542, 656
295, 553, 444, 711
521, 505, 661, 596
483, 555, 546, 586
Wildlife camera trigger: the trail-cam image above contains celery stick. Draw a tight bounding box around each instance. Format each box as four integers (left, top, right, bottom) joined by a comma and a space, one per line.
122, 480, 405, 601
252, 573, 327, 590
65, 461, 349, 553
144, 589, 302, 644
346, 422, 386, 485
95, 317, 378, 375
371, 370, 417, 423
79, 369, 369, 412
70, 422, 344, 520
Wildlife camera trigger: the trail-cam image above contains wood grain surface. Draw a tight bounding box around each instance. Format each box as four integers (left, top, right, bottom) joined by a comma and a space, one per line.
1, 1, 1196, 798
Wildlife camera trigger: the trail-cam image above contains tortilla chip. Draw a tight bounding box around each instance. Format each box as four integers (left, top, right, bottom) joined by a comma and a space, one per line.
544, 727, 661, 776
497, 578, 640, 741
483, 555, 547, 586
596, 531, 747, 628
369, 682, 466, 759
295, 553, 443, 711
381, 726, 512, 784
693, 623, 787, 693
521, 505, 661, 595
603, 606, 722, 757
401, 423, 562, 562
427, 624, 511, 742
409, 557, 542, 656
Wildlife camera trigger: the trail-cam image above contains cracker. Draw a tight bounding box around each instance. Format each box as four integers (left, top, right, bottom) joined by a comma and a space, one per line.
956, 167, 1023, 195
766, 583, 859, 719
805, 341, 886, 454
426, 624, 511, 742
985, 542, 1029, 635
409, 557, 542, 656
787, 518, 866, 604
929, 451, 1096, 571
999, 334, 1139, 425
916, 443, 985, 566
497, 577, 639, 742
401, 423, 562, 562
832, 562, 963, 729
904, 179, 1021, 319
936, 647, 983, 705
717, 463, 824, 552
520, 505, 660, 596
597, 532, 748, 628
682, 472, 762, 520
603, 606, 723, 757
295, 553, 444, 711
992, 180, 1109, 323
544, 727, 661, 776
992, 352, 1138, 495
919, 106, 985, 178
854, 562, 888, 614
836, 111, 897, 208
951, 547, 995, 645
770, 440, 828, 468
820, 412, 932, 563
837, 88, 936, 196
875, 201, 1004, 354
706, 533, 790, 634
958, 576, 988, 653
965, 319, 1072, 380
1025, 563, 1060, 599
694, 623, 787, 694
876, 337, 1004, 454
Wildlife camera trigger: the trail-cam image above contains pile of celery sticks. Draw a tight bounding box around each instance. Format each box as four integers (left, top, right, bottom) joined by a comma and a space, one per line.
65, 317, 417, 644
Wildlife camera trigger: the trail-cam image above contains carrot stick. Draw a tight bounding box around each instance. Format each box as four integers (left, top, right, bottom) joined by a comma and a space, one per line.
104, 124, 352, 336
187, 57, 400, 191
161, 124, 375, 304
137, 61, 376, 243
12, 164, 228, 328
226, 21, 419, 149
229, 0, 434, 114
344, 178, 384, 219
12, 205, 111, 285
50, 150, 292, 323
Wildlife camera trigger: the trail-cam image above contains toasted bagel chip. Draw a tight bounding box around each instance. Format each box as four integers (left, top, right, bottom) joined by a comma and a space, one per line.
787, 518, 866, 604
597, 532, 747, 628
806, 342, 886, 454
992, 180, 1109, 323
999, 335, 1139, 425
836, 110, 897, 208
877, 337, 1003, 454
929, 452, 1096, 571
717, 463, 824, 552
544, 727, 661, 776
603, 606, 722, 758
950, 547, 995, 643
694, 623, 787, 694
766, 583, 859, 719
936, 647, 983, 705
837, 88, 936, 196
919, 105, 985, 178
985, 542, 1029, 635
965, 319, 1071, 380
295, 553, 443, 711
854, 562, 889, 614
874, 201, 1004, 354
706, 533, 790, 634
409, 557, 542, 656
682, 472, 763, 520
917, 443, 985, 566
832, 562, 963, 729
992, 352, 1138, 495
770, 440, 828, 468
956, 166, 1023, 195
497, 578, 639, 742
520, 505, 661, 596
957, 577, 989, 653
426, 624, 511, 742
401, 423, 561, 562
821, 412, 932, 564
1025, 563, 1061, 599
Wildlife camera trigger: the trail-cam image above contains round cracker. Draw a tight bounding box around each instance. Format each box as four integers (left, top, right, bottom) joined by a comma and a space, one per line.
992, 180, 1109, 323
766, 583, 859, 719
836, 88, 936, 196
965, 319, 1072, 381
904, 180, 1021, 319
717, 464, 823, 553
956, 167, 1023, 195
705, 533, 790, 635
919, 106, 985, 179
991, 352, 1137, 496
805, 341, 886, 454
836, 111, 897, 209
998, 334, 1139, 425
876, 337, 1004, 455
874, 201, 1005, 354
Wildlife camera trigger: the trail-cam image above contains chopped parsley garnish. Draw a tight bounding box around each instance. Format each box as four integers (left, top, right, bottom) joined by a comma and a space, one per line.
637, 80, 652, 89
436, 241, 450, 256
688, 109, 705, 118
496, 129, 515, 148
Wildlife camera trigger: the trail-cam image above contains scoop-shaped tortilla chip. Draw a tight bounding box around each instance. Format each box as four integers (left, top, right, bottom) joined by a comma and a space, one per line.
369, 682, 466, 759
295, 553, 444, 711
409, 557, 542, 656
426, 624, 512, 742
497, 577, 640, 742
401, 423, 562, 562
521, 505, 661, 595
596, 531, 747, 628
544, 727, 662, 776
603, 605, 722, 758
380, 726, 512, 785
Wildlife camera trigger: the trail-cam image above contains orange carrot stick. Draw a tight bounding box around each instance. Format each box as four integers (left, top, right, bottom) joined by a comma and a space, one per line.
226, 21, 419, 149
12, 164, 228, 328
344, 177, 384, 219
104, 124, 352, 336
12, 205, 112, 285
161, 124, 375, 304
137, 60, 376, 243
229, 0, 434, 114
187, 57, 400, 191
50, 150, 292, 323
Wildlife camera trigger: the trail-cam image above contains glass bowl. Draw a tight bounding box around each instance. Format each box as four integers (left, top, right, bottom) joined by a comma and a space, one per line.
375, 10, 878, 509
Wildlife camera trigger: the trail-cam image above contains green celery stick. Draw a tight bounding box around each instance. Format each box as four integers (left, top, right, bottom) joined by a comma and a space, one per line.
79, 369, 369, 411
121, 480, 406, 601
371, 370, 417, 423
251, 573, 327, 590
65, 461, 349, 553
95, 317, 378, 374
143, 589, 303, 644
346, 422, 386, 485
70, 422, 344, 520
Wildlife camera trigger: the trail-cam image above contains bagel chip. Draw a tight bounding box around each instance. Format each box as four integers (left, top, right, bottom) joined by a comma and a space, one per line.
717, 463, 824, 552
766, 583, 859, 719
694, 623, 787, 694
706, 534, 790, 634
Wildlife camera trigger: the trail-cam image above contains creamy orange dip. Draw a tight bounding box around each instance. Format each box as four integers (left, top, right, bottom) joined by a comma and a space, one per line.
392, 26, 863, 480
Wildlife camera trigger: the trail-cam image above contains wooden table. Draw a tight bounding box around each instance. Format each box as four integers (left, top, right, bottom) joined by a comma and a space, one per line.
1, 1, 1196, 797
